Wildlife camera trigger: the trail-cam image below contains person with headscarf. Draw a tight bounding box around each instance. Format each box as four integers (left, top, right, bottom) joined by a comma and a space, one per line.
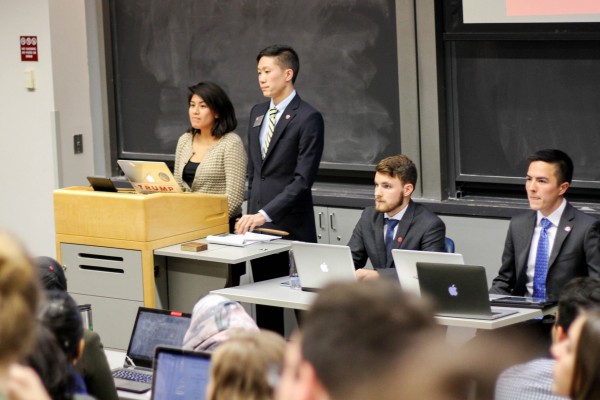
183, 294, 259, 352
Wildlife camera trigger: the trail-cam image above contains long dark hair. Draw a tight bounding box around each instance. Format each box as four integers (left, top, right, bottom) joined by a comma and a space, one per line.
187, 81, 237, 138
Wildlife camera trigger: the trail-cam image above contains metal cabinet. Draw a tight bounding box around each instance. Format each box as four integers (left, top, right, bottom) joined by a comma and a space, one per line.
61, 243, 167, 350
314, 207, 362, 245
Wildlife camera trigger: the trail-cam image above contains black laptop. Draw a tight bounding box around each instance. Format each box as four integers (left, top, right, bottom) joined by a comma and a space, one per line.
490, 295, 557, 309
112, 307, 192, 393
417, 262, 517, 320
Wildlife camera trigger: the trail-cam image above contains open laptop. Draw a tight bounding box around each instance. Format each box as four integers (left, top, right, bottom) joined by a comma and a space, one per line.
291, 242, 356, 292
117, 160, 183, 194
392, 249, 465, 295
416, 262, 517, 320
112, 307, 192, 393
151, 346, 212, 400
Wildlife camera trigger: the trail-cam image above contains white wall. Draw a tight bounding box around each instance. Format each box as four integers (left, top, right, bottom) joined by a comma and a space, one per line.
0, 0, 97, 257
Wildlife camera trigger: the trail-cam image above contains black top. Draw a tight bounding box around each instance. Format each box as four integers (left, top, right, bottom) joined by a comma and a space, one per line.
183, 161, 200, 188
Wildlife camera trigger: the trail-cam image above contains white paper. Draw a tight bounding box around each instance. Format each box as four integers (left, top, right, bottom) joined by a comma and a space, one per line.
206, 232, 281, 247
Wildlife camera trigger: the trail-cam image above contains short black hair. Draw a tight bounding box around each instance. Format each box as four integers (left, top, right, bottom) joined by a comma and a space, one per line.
187, 81, 237, 138
36, 256, 67, 291
527, 149, 574, 185
38, 290, 84, 361
556, 277, 600, 332
256, 45, 300, 84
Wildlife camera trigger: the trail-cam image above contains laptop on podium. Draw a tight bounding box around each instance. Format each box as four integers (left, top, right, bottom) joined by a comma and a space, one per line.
291, 242, 356, 292
117, 160, 183, 194
417, 262, 516, 320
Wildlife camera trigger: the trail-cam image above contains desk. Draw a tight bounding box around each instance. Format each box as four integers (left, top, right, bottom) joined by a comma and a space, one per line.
154, 239, 292, 313
211, 279, 555, 345
105, 349, 151, 400
154, 239, 292, 264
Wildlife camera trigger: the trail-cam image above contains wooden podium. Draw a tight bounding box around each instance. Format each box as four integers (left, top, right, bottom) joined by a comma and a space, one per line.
54, 187, 228, 349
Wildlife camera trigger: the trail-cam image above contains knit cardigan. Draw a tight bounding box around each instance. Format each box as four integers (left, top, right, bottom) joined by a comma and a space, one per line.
173, 132, 247, 218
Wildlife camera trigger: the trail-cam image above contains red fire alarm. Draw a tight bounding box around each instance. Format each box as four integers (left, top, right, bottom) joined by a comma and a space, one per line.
21, 36, 38, 62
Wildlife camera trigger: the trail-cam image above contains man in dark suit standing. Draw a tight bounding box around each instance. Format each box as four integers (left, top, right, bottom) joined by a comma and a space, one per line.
490, 149, 600, 301
348, 154, 446, 281
237, 45, 324, 332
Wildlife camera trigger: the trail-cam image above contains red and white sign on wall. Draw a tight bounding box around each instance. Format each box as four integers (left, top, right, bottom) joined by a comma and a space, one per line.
20, 36, 38, 62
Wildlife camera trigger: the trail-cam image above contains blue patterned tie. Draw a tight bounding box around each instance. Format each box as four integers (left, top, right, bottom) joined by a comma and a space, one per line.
533, 218, 552, 299
385, 218, 399, 257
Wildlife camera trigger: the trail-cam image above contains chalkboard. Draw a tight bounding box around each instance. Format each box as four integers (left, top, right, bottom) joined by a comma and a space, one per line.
449, 39, 600, 188
109, 0, 400, 169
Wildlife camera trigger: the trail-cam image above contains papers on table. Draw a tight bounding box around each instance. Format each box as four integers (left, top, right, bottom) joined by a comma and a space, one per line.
206, 232, 282, 247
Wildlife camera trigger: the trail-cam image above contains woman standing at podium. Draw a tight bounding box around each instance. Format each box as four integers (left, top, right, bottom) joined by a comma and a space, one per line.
174, 81, 247, 228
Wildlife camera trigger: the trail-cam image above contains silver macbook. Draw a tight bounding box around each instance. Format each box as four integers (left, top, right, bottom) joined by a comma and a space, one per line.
117, 160, 183, 194
416, 262, 517, 320
392, 249, 464, 295
291, 242, 356, 292
151, 346, 212, 400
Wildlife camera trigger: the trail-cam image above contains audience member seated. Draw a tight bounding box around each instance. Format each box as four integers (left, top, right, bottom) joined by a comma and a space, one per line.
0, 231, 51, 400
496, 277, 600, 400
36, 256, 118, 400
183, 294, 259, 352
23, 324, 74, 400
207, 330, 286, 400
348, 154, 446, 281
37, 290, 88, 396
552, 309, 600, 400
275, 280, 461, 400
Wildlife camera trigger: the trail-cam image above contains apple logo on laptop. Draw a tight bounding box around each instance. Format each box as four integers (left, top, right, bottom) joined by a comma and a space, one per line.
145, 173, 155, 183
320, 262, 329, 273
448, 284, 458, 297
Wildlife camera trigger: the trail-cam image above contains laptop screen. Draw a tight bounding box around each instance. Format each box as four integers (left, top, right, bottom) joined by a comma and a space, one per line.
127, 308, 192, 368
151, 347, 212, 400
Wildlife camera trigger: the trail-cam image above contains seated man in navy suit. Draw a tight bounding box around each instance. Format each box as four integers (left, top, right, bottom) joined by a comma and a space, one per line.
490, 149, 600, 301
348, 154, 446, 281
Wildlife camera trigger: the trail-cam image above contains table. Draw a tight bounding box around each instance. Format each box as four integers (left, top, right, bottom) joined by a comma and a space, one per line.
154, 238, 292, 264
211, 279, 555, 345
153, 239, 292, 314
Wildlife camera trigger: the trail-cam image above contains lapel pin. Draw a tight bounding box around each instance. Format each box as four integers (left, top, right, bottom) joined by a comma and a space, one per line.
397, 237, 403, 244
565, 226, 572, 232
253, 115, 264, 127
285, 114, 291, 120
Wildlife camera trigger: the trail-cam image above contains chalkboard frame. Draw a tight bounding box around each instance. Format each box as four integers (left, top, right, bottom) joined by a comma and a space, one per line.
441, 0, 600, 198
106, 0, 402, 174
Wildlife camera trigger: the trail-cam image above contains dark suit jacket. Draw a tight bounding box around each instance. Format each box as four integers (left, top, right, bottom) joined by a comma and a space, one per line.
247, 94, 324, 242
490, 202, 600, 300
348, 200, 446, 279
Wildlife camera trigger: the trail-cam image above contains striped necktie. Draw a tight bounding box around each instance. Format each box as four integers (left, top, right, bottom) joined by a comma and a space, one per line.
262, 107, 278, 159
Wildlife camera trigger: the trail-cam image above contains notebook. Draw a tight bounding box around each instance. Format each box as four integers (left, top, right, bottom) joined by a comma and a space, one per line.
117, 160, 183, 194
291, 242, 356, 292
416, 262, 517, 320
112, 307, 192, 393
151, 346, 212, 400
392, 249, 465, 295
